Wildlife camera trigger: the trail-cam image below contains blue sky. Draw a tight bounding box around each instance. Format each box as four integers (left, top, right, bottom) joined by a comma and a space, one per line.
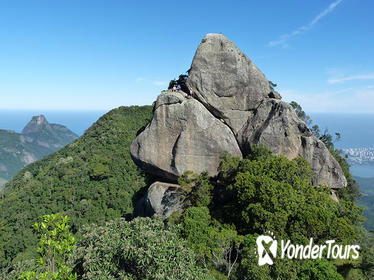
0, 0, 373, 113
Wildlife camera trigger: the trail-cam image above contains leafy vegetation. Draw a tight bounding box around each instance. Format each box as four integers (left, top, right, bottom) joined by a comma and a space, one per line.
216, 148, 365, 279
178, 171, 214, 207
19, 213, 77, 280
180, 206, 242, 278
355, 176, 374, 230
70, 217, 213, 280
290, 101, 312, 125
217, 150, 361, 241
166, 146, 371, 279
168, 73, 189, 93
167, 144, 371, 279
1, 101, 373, 279
290, 101, 360, 202
0, 106, 153, 269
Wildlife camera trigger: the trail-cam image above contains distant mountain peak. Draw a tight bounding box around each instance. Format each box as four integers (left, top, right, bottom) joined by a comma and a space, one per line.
33, 114, 47, 124
22, 115, 50, 134
1, 114, 78, 181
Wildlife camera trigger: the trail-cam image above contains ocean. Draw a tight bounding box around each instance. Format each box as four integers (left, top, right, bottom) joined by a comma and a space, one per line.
1, 110, 373, 177
310, 113, 374, 178
310, 113, 374, 150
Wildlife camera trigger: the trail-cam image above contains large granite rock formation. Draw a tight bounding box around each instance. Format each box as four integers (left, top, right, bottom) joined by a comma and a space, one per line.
134, 181, 188, 219
238, 99, 346, 188
131, 33, 347, 189
131, 91, 242, 181
187, 33, 279, 135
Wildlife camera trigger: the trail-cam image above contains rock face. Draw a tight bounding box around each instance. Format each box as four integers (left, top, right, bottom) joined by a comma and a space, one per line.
130, 91, 242, 181
238, 99, 346, 188
134, 181, 188, 219
22, 115, 49, 134
187, 33, 279, 135
131, 33, 347, 189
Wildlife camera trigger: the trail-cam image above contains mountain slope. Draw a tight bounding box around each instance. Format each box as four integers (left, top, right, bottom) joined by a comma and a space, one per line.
22, 115, 78, 146
355, 176, 374, 230
0, 106, 153, 267
0, 115, 78, 181
0, 178, 7, 190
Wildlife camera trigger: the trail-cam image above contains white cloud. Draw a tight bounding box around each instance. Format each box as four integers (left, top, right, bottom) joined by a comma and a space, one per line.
328, 74, 374, 84
153, 81, 168, 86
268, 0, 343, 47
135, 77, 145, 82
280, 87, 374, 113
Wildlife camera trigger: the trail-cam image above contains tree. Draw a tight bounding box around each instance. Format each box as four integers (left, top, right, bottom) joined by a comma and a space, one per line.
0, 106, 153, 268
71, 217, 214, 280
20, 213, 77, 280
221, 150, 358, 242
168, 73, 189, 92
180, 207, 242, 278
290, 101, 343, 150
214, 147, 363, 279
290, 101, 312, 125
178, 171, 214, 207
361, 233, 374, 279
269, 81, 277, 89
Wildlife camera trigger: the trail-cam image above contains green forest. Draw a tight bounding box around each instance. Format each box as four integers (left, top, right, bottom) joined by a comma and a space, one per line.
0, 105, 373, 279
0, 106, 153, 269
355, 176, 374, 230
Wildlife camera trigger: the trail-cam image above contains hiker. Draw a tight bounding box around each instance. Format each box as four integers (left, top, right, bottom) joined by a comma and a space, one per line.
190, 88, 194, 97
172, 85, 177, 92
187, 87, 194, 99
177, 84, 181, 92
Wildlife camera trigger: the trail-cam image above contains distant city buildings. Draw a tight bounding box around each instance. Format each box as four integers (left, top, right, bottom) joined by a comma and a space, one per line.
344, 147, 374, 165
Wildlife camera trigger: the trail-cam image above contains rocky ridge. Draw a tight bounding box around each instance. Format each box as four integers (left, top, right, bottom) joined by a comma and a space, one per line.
131, 34, 347, 217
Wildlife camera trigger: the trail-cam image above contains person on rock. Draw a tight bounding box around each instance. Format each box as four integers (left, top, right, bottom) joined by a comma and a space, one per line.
190, 88, 194, 98
187, 88, 194, 99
